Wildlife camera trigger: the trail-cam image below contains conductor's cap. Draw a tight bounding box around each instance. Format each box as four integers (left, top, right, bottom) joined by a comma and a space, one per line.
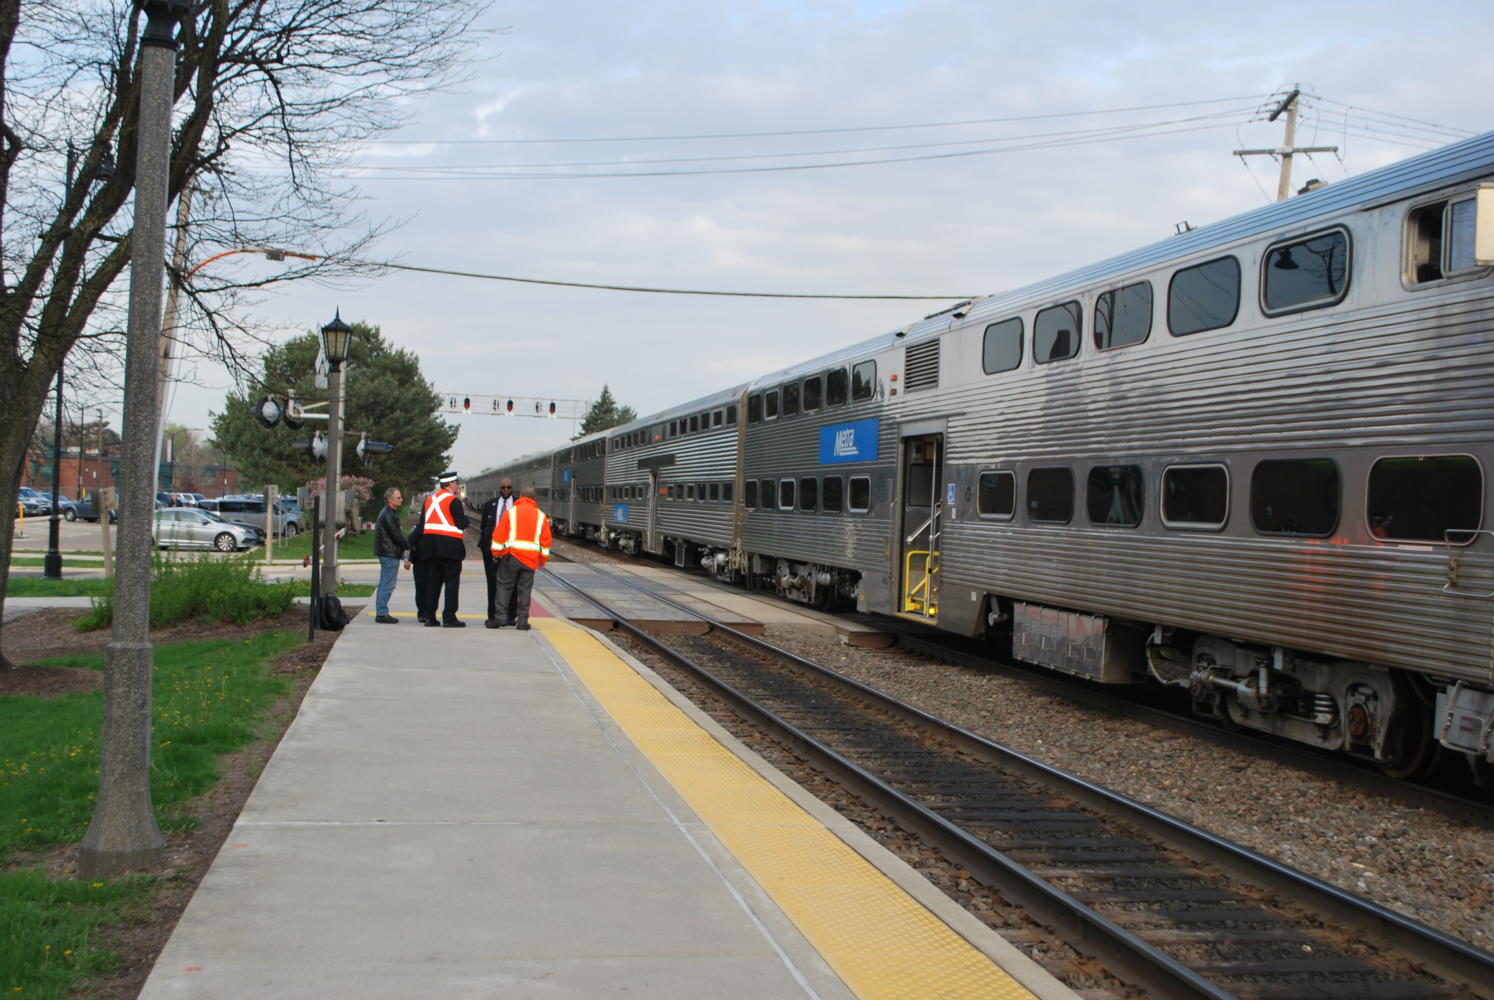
437, 471, 460, 485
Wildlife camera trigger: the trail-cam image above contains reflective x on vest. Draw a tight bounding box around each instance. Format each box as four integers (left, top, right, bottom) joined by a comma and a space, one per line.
423, 490, 464, 538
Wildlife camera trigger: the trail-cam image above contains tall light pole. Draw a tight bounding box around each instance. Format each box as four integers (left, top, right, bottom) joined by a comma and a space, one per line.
44, 369, 63, 578
78, 0, 190, 879
319, 311, 353, 598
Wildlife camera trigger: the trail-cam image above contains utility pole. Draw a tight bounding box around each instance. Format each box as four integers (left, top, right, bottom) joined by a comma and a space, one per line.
1233, 89, 1339, 202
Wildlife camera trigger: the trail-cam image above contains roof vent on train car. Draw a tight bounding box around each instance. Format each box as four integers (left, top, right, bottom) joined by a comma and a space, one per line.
904, 338, 940, 392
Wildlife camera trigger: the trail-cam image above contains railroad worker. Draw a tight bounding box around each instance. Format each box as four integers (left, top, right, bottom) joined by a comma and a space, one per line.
407, 489, 435, 625
372, 486, 411, 624
489, 485, 551, 631
480, 478, 518, 628
420, 471, 470, 627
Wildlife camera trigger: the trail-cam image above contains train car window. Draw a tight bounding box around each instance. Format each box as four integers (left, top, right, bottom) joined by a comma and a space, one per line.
1034, 301, 1082, 364
761, 478, 775, 507
748, 394, 762, 423
823, 476, 844, 512
1262, 229, 1350, 315
977, 471, 1016, 519
1168, 256, 1240, 336
744, 480, 758, 508
1094, 282, 1153, 351
827, 367, 850, 406
1161, 464, 1228, 529
698, 482, 708, 501
723, 482, 734, 502
666, 485, 676, 500
799, 477, 818, 511
782, 381, 800, 416
981, 318, 1023, 374
779, 479, 796, 510
687, 415, 698, 432
1250, 458, 1339, 536
713, 409, 723, 427
1086, 466, 1144, 526
765, 390, 780, 419
803, 376, 823, 411
1408, 196, 1483, 283
1368, 455, 1482, 542
1026, 467, 1074, 523
686, 484, 696, 501
851, 361, 877, 400
727, 404, 738, 424
708, 483, 720, 502
848, 476, 871, 513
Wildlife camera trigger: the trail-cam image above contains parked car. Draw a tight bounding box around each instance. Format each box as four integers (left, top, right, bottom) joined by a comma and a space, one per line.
152, 508, 260, 551
204, 496, 303, 537
74, 495, 118, 523
15, 490, 47, 517
50, 494, 78, 520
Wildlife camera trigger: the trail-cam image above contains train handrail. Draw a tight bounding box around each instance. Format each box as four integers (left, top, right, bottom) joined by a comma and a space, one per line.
1441, 528, 1494, 598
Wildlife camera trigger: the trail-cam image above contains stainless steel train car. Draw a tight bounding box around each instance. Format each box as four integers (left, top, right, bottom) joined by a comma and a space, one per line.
479, 131, 1494, 780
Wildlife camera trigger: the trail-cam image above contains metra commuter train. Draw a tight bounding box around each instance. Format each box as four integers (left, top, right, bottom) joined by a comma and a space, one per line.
471, 132, 1494, 782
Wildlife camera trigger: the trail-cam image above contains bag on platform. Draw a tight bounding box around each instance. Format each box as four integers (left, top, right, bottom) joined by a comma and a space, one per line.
319, 594, 350, 631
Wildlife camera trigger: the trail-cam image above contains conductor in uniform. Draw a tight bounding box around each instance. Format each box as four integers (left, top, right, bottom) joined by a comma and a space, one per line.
480, 478, 518, 628
421, 471, 470, 627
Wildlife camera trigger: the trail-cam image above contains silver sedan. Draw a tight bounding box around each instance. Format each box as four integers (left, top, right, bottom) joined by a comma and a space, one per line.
153, 508, 259, 552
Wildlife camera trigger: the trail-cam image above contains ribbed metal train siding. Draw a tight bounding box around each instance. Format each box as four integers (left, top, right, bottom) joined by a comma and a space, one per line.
651, 427, 738, 547
932, 231, 1494, 682
741, 390, 895, 582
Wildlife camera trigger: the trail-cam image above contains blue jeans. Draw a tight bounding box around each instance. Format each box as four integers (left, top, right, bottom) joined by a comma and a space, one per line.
376, 555, 401, 616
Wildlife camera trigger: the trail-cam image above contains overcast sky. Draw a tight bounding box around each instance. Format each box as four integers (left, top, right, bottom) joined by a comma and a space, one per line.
160, 0, 1493, 483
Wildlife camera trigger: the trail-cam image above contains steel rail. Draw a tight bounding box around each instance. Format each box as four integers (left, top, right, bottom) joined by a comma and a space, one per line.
542, 562, 1494, 998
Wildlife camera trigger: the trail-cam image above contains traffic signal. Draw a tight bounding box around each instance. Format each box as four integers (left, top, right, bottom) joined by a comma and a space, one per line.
251, 396, 283, 428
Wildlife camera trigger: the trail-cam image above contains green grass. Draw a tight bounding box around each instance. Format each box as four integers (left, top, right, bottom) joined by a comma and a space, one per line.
6, 578, 113, 598
0, 629, 304, 997
248, 528, 378, 562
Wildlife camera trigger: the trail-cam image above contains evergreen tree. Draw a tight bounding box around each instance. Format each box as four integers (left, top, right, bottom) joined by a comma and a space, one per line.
575, 385, 637, 438
210, 323, 458, 501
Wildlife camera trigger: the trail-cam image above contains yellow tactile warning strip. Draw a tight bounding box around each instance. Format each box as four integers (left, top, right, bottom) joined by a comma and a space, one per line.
535, 617, 1038, 1000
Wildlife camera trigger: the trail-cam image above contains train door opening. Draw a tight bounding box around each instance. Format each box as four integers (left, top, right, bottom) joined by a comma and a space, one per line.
645, 469, 660, 555
898, 433, 943, 620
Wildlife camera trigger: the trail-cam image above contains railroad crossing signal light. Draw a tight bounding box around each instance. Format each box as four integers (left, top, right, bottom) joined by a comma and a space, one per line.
463, 396, 470, 411
548, 401, 556, 416
251, 396, 283, 428
506, 399, 514, 413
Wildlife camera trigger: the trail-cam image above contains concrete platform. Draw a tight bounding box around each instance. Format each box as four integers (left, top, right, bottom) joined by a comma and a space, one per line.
538, 562, 765, 635
131, 558, 1075, 999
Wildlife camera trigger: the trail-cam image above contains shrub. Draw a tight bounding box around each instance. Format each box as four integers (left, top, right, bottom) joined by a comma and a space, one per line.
76, 556, 296, 632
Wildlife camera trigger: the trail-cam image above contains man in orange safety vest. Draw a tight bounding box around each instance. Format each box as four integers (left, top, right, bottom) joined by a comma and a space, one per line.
421, 471, 470, 627
487, 486, 551, 630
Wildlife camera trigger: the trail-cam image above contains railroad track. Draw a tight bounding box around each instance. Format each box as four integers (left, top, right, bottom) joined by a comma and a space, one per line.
542, 562, 1494, 1000
549, 536, 1494, 823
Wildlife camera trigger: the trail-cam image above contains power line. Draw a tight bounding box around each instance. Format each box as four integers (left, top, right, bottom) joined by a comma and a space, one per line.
336, 119, 1247, 181
359, 94, 1270, 146
347, 106, 1260, 174
188, 248, 977, 301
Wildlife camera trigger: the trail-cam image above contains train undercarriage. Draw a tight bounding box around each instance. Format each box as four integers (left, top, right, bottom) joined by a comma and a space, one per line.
994, 596, 1493, 785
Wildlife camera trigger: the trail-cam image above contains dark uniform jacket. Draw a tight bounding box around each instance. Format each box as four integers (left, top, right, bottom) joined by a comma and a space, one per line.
420, 489, 470, 561
479, 494, 514, 561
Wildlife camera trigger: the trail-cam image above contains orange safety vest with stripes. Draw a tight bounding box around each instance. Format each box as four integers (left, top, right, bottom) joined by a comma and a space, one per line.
421, 489, 465, 539
490, 497, 552, 570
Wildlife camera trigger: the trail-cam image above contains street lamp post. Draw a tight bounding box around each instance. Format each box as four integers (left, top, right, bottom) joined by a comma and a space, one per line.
78, 0, 190, 879
44, 368, 63, 578
319, 311, 353, 599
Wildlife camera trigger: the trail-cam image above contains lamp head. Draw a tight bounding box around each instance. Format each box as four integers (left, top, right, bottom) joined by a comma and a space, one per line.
320, 309, 354, 369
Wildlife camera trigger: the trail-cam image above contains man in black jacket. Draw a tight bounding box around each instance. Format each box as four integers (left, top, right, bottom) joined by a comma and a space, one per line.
479, 478, 518, 627
372, 487, 411, 623
420, 471, 471, 627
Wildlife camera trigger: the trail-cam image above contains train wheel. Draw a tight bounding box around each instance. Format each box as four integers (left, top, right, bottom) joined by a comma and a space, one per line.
1376, 702, 1437, 780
